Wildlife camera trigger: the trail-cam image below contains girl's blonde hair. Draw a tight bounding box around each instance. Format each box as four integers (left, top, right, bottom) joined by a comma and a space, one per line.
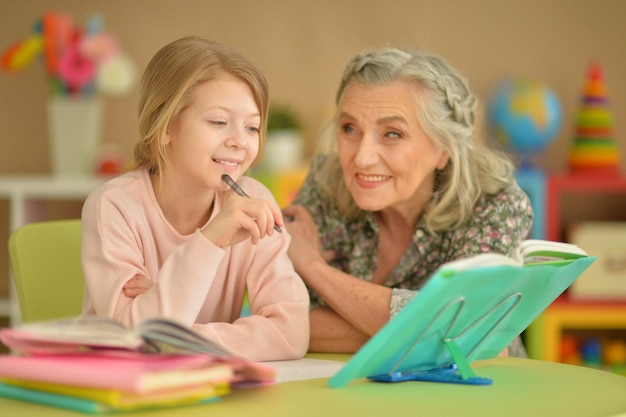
134, 36, 269, 176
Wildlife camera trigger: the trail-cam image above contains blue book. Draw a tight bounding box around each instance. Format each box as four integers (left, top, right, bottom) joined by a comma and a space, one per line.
328, 240, 596, 388
0, 381, 109, 414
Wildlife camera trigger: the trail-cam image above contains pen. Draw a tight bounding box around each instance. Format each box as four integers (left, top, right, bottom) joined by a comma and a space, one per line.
221, 174, 282, 233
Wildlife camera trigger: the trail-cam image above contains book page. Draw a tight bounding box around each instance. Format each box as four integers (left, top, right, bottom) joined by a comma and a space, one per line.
516, 240, 588, 264
2, 317, 235, 357
13, 316, 141, 349
136, 318, 233, 357
440, 252, 521, 272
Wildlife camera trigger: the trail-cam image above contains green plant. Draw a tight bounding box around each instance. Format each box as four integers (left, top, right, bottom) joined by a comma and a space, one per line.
267, 105, 302, 131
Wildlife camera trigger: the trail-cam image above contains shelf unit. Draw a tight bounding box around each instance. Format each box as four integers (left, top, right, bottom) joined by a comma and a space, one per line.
526, 296, 626, 370
525, 172, 626, 370
545, 173, 626, 242
0, 175, 103, 326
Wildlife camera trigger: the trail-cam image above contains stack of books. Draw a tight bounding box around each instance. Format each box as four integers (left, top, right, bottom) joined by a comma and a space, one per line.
0, 316, 276, 413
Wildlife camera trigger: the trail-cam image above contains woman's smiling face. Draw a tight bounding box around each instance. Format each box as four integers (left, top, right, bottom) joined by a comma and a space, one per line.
337, 81, 449, 216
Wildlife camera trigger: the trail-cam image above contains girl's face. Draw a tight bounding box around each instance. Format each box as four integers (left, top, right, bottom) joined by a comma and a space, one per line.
337, 81, 449, 217
163, 74, 260, 191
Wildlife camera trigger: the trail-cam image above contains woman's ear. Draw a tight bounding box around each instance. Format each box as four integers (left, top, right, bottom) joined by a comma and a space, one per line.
436, 151, 450, 170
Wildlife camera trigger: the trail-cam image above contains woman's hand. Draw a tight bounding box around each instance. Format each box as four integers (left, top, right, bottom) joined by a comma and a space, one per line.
202, 194, 283, 247
282, 204, 335, 277
123, 275, 154, 298
284, 204, 392, 338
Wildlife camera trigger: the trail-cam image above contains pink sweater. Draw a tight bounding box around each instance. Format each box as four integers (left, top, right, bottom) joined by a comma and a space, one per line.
81, 169, 309, 361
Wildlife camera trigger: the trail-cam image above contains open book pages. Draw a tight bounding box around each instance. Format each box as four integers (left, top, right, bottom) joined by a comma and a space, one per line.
0, 316, 231, 358
439, 239, 589, 272
135, 319, 233, 357
4, 316, 143, 352
439, 252, 521, 272
514, 239, 588, 264
0, 317, 278, 386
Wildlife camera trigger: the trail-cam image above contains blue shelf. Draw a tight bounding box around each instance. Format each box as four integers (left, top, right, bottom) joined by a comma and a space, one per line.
515, 169, 546, 240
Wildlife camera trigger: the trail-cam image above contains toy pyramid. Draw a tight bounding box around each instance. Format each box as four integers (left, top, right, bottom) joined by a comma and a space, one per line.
568, 62, 621, 176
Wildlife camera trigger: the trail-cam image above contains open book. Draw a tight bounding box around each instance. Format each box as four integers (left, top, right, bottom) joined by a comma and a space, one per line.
440, 239, 588, 271
0, 316, 276, 387
328, 239, 596, 388
0, 316, 233, 357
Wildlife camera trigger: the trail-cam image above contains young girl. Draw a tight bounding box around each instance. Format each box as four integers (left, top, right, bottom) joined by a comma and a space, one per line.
80, 36, 309, 361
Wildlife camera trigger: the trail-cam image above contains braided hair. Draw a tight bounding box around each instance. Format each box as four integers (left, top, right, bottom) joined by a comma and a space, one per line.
316, 47, 515, 232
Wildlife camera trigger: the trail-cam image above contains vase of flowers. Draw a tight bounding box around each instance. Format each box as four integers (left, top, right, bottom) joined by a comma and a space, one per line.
47, 96, 103, 176
1, 12, 135, 177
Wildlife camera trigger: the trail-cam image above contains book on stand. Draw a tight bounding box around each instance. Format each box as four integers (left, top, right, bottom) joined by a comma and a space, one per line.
328, 239, 596, 388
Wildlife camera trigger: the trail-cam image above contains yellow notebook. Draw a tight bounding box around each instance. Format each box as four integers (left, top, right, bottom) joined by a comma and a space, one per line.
1, 378, 229, 410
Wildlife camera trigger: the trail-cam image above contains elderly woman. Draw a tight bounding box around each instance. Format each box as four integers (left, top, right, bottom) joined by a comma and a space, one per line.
283, 47, 532, 355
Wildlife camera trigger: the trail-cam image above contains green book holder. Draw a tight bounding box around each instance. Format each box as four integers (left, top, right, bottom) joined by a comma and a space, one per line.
328, 256, 596, 388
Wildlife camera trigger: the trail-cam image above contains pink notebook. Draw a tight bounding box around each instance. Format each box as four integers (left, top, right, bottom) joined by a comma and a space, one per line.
0, 352, 274, 393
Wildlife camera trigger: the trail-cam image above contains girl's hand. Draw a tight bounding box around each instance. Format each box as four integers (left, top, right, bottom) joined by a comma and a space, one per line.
123, 275, 154, 298
202, 194, 283, 247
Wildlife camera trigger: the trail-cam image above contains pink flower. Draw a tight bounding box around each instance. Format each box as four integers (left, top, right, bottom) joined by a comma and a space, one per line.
57, 43, 96, 92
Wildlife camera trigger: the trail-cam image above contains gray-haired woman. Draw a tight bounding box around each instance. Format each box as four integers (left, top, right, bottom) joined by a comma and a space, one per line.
284, 47, 532, 356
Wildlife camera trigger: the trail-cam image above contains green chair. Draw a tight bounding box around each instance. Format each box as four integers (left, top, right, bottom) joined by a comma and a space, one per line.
8, 219, 84, 323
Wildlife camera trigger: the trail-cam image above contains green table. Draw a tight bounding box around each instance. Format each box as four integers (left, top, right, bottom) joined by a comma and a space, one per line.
2, 356, 625, 416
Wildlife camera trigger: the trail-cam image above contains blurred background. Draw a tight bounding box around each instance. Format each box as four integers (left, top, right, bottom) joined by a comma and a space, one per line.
1, 0, 625, 174
1, 0, 625, 367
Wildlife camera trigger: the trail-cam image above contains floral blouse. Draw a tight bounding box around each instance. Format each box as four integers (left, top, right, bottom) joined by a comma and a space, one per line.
293, 156, 533, 357
293, 155, 534, 314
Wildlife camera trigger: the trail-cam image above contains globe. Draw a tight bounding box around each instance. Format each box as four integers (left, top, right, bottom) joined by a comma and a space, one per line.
488, 79, 563, 157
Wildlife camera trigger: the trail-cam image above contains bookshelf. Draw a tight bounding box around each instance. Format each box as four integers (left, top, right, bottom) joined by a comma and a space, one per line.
524, 172, 626, 372
525, 296, 626, 374
545, 173, 626, 242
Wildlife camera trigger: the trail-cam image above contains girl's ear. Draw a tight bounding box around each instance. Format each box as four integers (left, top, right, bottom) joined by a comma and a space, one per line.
161, 121, 174, 145
161, 131, 171, 145
161, 113, 179, 145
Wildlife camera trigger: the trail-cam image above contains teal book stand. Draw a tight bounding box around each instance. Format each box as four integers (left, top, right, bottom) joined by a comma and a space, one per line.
328, 256, 596, 388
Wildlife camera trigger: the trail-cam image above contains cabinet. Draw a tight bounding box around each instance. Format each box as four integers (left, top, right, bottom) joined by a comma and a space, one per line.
0, 175, 103, 326
525, 173, 626, 372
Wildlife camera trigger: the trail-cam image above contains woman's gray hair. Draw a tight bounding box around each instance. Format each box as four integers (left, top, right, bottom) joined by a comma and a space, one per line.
316, 47, 515, 232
